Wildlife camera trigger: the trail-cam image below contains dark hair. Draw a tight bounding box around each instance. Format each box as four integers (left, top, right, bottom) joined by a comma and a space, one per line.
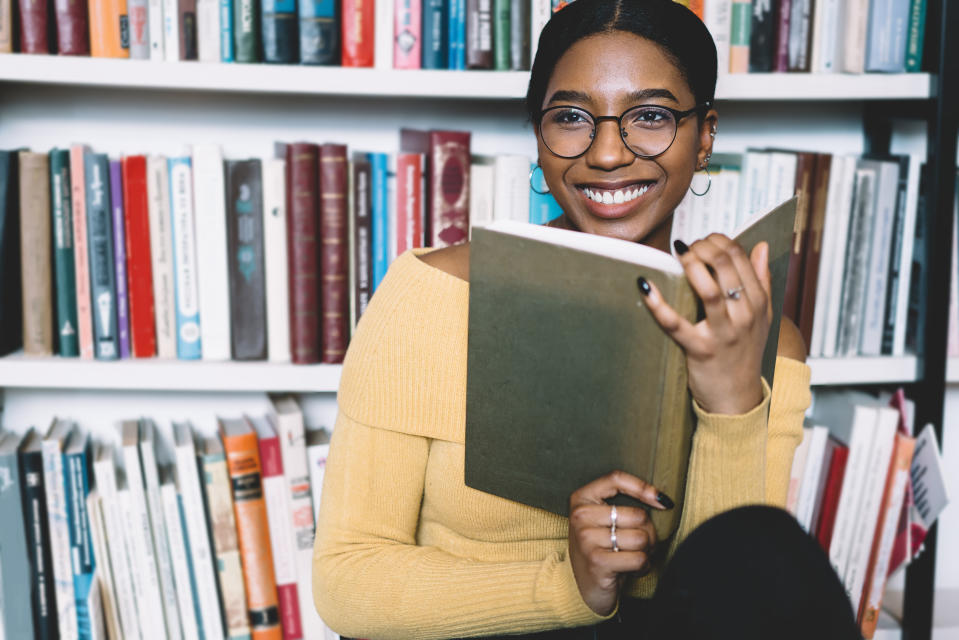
525, 0, 718, 124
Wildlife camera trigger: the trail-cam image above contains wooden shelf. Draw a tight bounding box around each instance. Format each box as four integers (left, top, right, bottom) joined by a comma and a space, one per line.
807, 356, 919, 386
0, 54, 934, 101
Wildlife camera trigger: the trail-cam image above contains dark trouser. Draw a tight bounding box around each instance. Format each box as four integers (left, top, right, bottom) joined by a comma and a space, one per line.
460, 597, 652, 640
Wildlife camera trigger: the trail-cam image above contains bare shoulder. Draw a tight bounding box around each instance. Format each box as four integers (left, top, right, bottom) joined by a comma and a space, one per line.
416, 243, 471, 282
777, 317, 807, 363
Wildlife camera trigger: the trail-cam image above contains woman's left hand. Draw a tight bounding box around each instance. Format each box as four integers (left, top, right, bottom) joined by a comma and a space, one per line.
639, 234, 772, 415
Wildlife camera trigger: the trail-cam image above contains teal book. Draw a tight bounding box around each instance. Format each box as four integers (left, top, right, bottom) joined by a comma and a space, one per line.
221, 0, 235, 60
50, 149, 79, 356
421, 0, 448, 68
370, 152, 389, 292
904, 0, 926, 72
0, 432, 35, 639
84, 152, 120, 360
64, 431, 98, 640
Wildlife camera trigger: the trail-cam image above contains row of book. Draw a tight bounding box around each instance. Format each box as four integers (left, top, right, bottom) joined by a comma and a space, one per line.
669, 148, 925, 359
786, 388, 947, 639
0, 396, 339, 640
1, 135, 566, 363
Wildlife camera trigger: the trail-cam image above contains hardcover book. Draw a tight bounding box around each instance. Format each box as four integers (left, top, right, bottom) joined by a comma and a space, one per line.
464, 197, 798, 536
128, 0, 150, 57
220, 0, 234, 59
284, 142, 321, 363
508, 0, 528, 69
146, 155, 177, 358
0, 432, 35, 639
341, 0, 373, 65
351, 151, 373, 326
63, 431, 98, 640
88, 0, 128, 56
1, 0, 13, 51
465, 0, 491, 68
85, 152, 120, 360
122, 155, 158, 358
54, 0, 89, 53
197, 0, 220, 60
369, 151, 389, 290
298, 0, 337, 63
109, 159, 131, 359
491, 0, 507, 69
393, 0, 420, 68
262, 156, 291, 362
261, 0, 296, 62
448, 0, 465, 68
421, 0, 446, 68
319, 143, 349, 364
233, 0, 260, 61
178, 0, 199, 58
728, 0, 751, 72
0, 150, 22, 356
19, 150, 54, 356
18, 0, 53, 52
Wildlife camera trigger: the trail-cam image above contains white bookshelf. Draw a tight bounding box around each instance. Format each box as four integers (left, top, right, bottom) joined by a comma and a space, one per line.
807, 356, 920, 386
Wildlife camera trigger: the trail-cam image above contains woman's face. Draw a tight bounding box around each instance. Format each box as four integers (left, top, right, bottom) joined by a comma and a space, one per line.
536, 31, 718, 249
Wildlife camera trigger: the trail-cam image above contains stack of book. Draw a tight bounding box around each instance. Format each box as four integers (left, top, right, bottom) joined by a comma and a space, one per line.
0, 396, 337, 640
786, 388, 947, 639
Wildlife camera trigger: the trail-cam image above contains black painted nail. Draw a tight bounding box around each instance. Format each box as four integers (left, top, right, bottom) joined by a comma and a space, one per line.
657, 492, 675, 509
637, 277, 651, 296
673, 239, 689, 255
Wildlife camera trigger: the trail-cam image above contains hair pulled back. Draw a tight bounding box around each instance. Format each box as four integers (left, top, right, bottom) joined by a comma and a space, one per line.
526, 0, 718, 124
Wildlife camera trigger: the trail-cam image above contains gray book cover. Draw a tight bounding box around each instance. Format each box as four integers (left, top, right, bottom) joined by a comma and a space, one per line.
84, 152, 120, 360
0, 432, 36, 639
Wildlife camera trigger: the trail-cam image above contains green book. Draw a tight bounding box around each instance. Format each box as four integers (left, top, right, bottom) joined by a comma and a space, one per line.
50, 148, 79, 357
492, 0, 510, 70
234, 0, 262, 62
464, 197, 797, 539
904, 0, 926, 72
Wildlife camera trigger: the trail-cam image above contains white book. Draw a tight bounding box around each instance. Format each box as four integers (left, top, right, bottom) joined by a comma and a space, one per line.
469, 157, 495, 236
83, 566, 107, 640
92, 445, 142, 640
810, 0, 842, 72
172, 422, 225, 640
117, 483, 151, 640
840, 0, 870, 73
148, 0, 165, 59
374, 0, 394, 69
795, 425, 830, 531
306, 429, 332, 523
271, 396, 325, 638
890, 154, 922, 356
138, 420, 184, 640
42, 419, 79, 640
196, 0, 221, 61
146, 156, 177, 359
168, 157, 203, 360
718, 165, 741, 236
160, 475, 201, 640
120, 421, 169, 640
262, 157, 291, 363
858, 159, 900, 355
85, 490, 122, 640
765, 151, 798, 211
811, 154, 856, 357
703, 0, 731, 77
785, 427, 812, 516
191, 143, 232, 361
529, 0, 550, 64
163, 0, 179, 61
128, 0, 151, 58
739, 151, 770, 223
836, 168, 877, 356
844, 407, 899, 614
493, 154, 531, 223
669, 191, 694, 248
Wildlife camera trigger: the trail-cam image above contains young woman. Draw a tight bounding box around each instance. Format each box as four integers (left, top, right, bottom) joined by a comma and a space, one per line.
313, 1, 811, 637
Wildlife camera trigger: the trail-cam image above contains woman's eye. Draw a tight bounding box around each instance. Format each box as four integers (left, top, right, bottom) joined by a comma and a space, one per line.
629, 109, 669, 126
551, 110, 590, 126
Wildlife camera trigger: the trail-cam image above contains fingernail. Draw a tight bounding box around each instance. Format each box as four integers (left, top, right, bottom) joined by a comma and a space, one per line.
673, 239, 689, 255
657, 492, 675, 509
637, 277, 651, 296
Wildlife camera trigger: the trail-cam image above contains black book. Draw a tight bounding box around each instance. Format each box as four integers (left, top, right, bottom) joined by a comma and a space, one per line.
224, 159, 267, 360
749, 0, 776, 72
351, 152, 373, 329
0, 150, 23, 356
465, 0, 492, 68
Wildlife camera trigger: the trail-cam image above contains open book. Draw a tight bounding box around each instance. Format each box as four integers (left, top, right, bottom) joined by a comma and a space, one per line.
464, 197, 798, 538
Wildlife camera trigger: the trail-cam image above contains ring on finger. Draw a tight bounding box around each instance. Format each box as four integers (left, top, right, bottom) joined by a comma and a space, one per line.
726, 285, 745, 300
610, 505, 619, 551
610, 529, 619, 552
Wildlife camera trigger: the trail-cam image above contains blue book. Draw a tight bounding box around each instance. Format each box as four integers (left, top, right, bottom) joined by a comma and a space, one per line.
529, 165, 563, 225
447, 0, 466, 69
262, 0, 297, 62
865, 0, 910, 72
299, 0, 338, 64
371, 152, 390, 292
63, 432, 97, 640
220, 0, 235, 61
84, 152, 120, 360
422, 0, 448, 68
168, 157, 203, 360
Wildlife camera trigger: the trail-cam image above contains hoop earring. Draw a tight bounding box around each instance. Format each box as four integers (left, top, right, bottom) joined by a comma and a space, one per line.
690, 163, 712, 197
529, 163, 550, 195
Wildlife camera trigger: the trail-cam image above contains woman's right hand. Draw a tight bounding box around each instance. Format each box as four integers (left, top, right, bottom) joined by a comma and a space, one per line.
568, 471, 669, 616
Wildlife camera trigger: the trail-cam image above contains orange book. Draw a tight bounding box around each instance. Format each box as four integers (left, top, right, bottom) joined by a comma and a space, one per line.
858, 432, 916, 638
88, 0, 130, 57
687, 0, 704, 19
219, 417, 283, 640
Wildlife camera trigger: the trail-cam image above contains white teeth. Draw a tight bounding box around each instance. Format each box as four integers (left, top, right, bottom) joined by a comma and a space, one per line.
613, 190, 625, 204
582, 184, 651, 204
602, 192, 613, 204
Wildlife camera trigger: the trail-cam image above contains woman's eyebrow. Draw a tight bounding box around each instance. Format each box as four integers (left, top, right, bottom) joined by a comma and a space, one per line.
624, 88, 680, 103
545, 88, 681, 106
545, 89, 592, 105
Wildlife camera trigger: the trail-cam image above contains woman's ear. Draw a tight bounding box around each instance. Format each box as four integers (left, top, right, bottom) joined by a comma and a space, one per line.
696, 109, 719, 169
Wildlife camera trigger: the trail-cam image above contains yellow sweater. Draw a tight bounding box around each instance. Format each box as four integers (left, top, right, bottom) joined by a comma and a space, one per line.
313, 249, 811, 640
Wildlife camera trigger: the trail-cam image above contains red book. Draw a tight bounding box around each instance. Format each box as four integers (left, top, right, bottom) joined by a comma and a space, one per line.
774, 0, 792, 71
394, 152, 424, 257
284, 143, 321, 364
341, 0, 374, 66
54, 0, 89, 53
393, 0, 421, 68
122, 155, 157, 358
816, 445, 850, 553
427, 130, 470, 247
18, 0, 51, 53
318, 143, 349, 364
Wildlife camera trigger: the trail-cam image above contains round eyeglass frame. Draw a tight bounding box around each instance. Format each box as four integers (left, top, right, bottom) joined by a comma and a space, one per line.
537, 101, 712, 160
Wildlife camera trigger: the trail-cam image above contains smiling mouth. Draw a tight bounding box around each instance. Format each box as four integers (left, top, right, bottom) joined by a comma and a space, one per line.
579, 181, 655, 205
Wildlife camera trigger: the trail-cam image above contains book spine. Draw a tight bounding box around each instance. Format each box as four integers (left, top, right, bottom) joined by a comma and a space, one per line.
0, 151, 19, 357
298, 0, 337, 63
109, 160, 131, 359
529, 0, 549, 64
18, 0, 51, 52
85, 493, 121, 640
201, 449, 251, 639
859, 164, 897, 356
880, 157, 910, 355
19, 151, 54, 356
223, 430, 283, 640
64, 447, 96, 640
428, 130, 470, 247
197, 0, 220, 60
491, 0, 507, 69
262, 157, 291, 362
42, 435, 79, 640
179, 0, 198, 59
146, 156, 177, 358
892, 155, 921, 356
70, 147, 93, 359
285, 143, 320, 363
786, 0, 812, 71
0, 447, 35, 639
508, 0, 527, 69
374, 0, 393, 67
351, 155, 373, 324
394, 0, 421, 68
50, 150, 79, 357
395, 152, 424, 257
54, 0, 89, 53
90, 0, 130, 56
233, 0, 260, 61
165, 0, 182, 60
85, 153, 120, 360
306, 440, 330, 523
370, 152, 389, 290
815, 450, 849, 551
0, 0, 12, 51
128, 0, 149, 57
341, 0, 374, 66
728, 0, 751, 72
159, 483, 200, 640
261, 0, 296, 62
841, 0, 869, 72
387, 155, 397, 264
465, 0, 491, 68
225, 159, 268, 360
703, 0, 732, 76
220, 0, 234, 59
773, 0, 791, 71
421, 0, 446, 68
837, 169, 875, 356
21, 448, 59, 639
148, 0, 164, 57
121, 156, 157, 358
167, 157, 202, 360
319, 143, 349, 364
904, 0, 925, 71
446, 0, 461, 68
865, 0, 908, 72
797, 154, 830, 350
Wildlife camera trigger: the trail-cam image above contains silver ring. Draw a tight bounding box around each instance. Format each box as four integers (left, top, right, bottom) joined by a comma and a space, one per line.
726, 286, 745, 300
610, 505, 618, 529
611, 530, 619, 552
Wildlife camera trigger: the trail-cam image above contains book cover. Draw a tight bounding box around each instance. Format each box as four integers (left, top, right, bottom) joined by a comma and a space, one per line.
192, 143, 231, 360
1, 0, 13, 51
351, 151, 373, 327
220, 0, 234, 59
857, 159, 898, 356
146, 155, 177, 358
167, 156, 202, 359
43, 419, 79, 640
493, 154, 530, 223
261, 0, 296, 62
817, 155, 857, 358
374, 0, 393, 67
369, 151, 389, 290
158, 474, 200, 640
148, 0, 164, 57
19, 429, 59, 640
464, 198, 798, 533
0, 150, 22, 356
305, 428, 330, 523
219, 416, 283, 640
491, 0, 507, 69
89, 0, 128, 56
128, 0, 150, 57
85, 152, 120, 360
197, 0, 221, 60
773, 0, 791, 71
19, 150, 54, 356
796, 153, 831, 351
178, 0, 199, 58
341, 0, 373, 65
63, 431, 98, 640
836, 167, 877, 356
394, 0, 421, 68
109, 159, 131, 359
18, 0, 52, 52
865, 0, 909, 72
225, 159, 268, 360
728, 0, 751, 72
904, 0, 925, 71
233, 0, 260, 61
0, 433, 35, 639
465, 0, 491, 68
319, 143, 350, 364
262, 156, 291, 362
54, 0, 89, 53
298, 0, 336, 63
786, 0, 812, 71
284, 142, 321, 363
421, 0, 446, 68
395, 151, 424, 257
200, 436, 251, 640
121, 155, 158, 358
841, 0, 870, 72
447, 0, 464, 68
84, 490, 122, 640
508, 0, 527, 69
430, 130, 470, 247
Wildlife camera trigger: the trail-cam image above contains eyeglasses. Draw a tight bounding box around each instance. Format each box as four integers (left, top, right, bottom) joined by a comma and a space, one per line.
538, 102, 709, 160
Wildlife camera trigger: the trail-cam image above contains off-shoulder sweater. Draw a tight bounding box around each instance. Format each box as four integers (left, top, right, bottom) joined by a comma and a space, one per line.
313, 249, 811, 640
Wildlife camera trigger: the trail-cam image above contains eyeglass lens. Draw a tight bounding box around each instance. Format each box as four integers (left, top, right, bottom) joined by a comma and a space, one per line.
540, 106, 679, 159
